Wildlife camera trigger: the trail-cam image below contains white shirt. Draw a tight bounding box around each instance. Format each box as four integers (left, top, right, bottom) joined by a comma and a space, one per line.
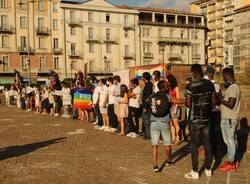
153, 81, 159, 93
92, 85, 101, 105
99, 85, 109, 106
108, 84, 116, 104
48, 92, 55, 104
129, 86, 142, 108
62, 87, 71, 100
114, 83, 121, 105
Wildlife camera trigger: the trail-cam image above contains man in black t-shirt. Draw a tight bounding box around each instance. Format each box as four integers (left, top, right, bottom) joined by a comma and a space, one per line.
184, 64, 216, 180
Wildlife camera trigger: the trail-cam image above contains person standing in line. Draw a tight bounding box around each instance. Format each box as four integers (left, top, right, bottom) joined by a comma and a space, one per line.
98, 78, 109, 131
118, 84, 129, 136
48, 87, 55, 115
152, 70, 161, 93
150, 80, 173, 172
167, 74, 181, 144
107, 77, 119, 132
92, 80, 103, 129
184, 64, 216, 180
62, 82, 72, 118
217, 68, 241, 172
127, 78, 142, 138
113, 75, 122, 129
141, 72, 153, 140
205, 66, 226, 161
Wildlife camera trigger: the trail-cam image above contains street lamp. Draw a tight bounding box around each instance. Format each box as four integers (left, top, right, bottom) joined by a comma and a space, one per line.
159, 42, 166, 78
103, 56, 107, 78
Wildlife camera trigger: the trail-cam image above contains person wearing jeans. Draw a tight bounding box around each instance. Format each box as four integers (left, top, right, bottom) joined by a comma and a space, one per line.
217, 68, 241, 172
184, 64, 216, 180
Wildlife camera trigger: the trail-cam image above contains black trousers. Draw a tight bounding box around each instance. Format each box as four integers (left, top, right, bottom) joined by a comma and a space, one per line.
190, 123, 212, 172
128, 106, 140, 134
108, 104, 118, 129
95, 105, 103, 127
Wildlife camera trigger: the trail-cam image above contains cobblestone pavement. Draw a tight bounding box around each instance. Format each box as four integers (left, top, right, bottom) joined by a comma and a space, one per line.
0, 107, 249, 184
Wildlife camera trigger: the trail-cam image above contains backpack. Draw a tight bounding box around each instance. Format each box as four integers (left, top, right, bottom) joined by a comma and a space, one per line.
150, 91, 171, 117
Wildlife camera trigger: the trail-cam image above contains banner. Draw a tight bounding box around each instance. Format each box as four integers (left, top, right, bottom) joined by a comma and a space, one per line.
73, 88, 93, 109
113, 69, 130, 86
135, 64, 165, 79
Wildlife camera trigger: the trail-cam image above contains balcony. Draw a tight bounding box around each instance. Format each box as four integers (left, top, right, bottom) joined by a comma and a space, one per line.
0, 25, 15, 34
68, 19, 82, 27
123, 23, 135, 31
225, 2, 233, 8
36, 27, 50, 36
53, 48, 63, 55
158, 37, 190, 45
143, 53, 153, 59
123, 53, 135, 60
68, 51, 83, 59
192, 54, 201, 59
18, 47, 35, 55
103, 36, 118, 44
86, 35, 101, 44
169, 53, 181, 60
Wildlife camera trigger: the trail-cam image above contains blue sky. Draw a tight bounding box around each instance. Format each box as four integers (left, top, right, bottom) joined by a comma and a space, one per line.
67, 0, 194, 11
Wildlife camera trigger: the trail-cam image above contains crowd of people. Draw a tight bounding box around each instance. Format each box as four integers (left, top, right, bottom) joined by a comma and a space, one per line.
1, 64, 241, 180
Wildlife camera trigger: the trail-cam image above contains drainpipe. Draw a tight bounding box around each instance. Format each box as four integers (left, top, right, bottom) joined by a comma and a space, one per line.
139, 22, 142, 66
63, 8, 67, 79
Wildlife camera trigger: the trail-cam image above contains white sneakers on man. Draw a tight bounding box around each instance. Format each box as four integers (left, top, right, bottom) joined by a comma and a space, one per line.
184, 170, 199, 180
205, 169, 212, 177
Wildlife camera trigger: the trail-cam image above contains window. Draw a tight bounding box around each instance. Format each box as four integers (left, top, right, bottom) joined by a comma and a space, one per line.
70, 11, 75, 21
53, 38, 58, 49
0, 0, 7, 8
106, 44, 111, 53
2, 35, 8, 47
143, 42, 152, 53
125, 45, 129, 56
181, 30, 184, 38
39, 57, 46, 70
143, 28, 151, 37
53, 57, 59, 69
89, 60, 94, 72
170, 29, 174, 37
106, 28, 110, 40
170, 45, 174, 52
181, 46, 185, 54
2, 56, 8, 71
71, 43, 76, 55
106, 14, 110, 23
88, 27, 93, 39
89, 43, 94, 53
192, 44, 199, 55
191, 31, 198, 39
21, 36, 27, 47
53, 19, 58, 30
20, 16, 27, 28
53, 3, 58, 12
19, 0, 25, 10
1, 15, 8, 28
158, 28, 163, 37
71, 61, 77, 69
38, 0, 43, 11
125, 30, 129, 38
124, 15, 128, 26
38, 37, 45, 48
21, 56, 28, 69
106, 61, 111, 72
70, 27, 75, 35
38, 18, 44, 29
88, 12, 93, 22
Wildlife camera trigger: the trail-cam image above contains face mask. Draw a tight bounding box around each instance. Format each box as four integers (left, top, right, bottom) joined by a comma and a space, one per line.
204, 75, 209, 80
152, 75, 155, 81
106, 82, 109, 86
224, 81, 233, 89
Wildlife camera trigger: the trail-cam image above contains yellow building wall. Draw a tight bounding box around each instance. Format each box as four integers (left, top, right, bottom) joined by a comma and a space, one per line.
190, 4, 199, 13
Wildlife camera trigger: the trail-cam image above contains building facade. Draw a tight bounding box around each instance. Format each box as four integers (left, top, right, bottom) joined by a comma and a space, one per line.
0, 0, 207, 81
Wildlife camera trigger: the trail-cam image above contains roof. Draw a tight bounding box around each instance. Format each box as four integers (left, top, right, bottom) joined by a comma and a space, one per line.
190, 0, 214, 5
235, 4, 250, 12
61, 0, 82, 4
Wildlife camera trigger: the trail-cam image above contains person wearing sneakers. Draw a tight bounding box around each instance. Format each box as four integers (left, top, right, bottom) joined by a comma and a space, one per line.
217, 68, 241, 172
184, 64, 216, 180
150, 80, 173, 172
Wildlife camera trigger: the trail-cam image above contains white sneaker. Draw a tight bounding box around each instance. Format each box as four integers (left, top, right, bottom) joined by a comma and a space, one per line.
98, 126, 106, 130
205, 169, 212, 177
54, 113, 59, 117
131, 133, 138, 138
104, 127, 111, 132
94, 125, 101, 129
110, 128, 117, 132
126, 132, 133, 137
184, 170, 199, 180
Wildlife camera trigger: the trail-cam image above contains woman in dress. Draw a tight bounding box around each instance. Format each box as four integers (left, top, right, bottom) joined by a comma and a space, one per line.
118, 85, 129, 135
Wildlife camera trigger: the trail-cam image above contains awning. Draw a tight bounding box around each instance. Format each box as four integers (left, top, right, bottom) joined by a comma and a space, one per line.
0, 79, 14, 84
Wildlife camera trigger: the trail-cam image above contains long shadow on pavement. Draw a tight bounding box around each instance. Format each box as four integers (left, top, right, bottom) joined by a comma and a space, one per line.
0, 137, 66, 161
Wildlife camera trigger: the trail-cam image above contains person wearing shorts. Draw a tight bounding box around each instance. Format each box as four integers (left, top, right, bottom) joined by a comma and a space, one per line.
150, 80, 173, 172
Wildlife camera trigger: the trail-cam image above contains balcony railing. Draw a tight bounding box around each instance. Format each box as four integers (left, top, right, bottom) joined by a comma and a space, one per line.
123, 23, 135, 31
53, 48, 63, 55
158, 37, 190, 45
68, 19, 82, 27
18, 47, 35, 54
123, 53, 135, 60
0, 25, 15, 34
36, 27, 50, 36
103, 36, 118, 44
192, 54, 201, 59
68, 51, 83, 59
86, 35, 101, 43
143, 53, 153, 58
169, 53, 181, 59
225, 2, 233, 7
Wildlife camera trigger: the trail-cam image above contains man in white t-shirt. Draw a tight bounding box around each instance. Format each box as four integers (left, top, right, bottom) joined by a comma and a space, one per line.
128, 78, 142, 137
107, 77, 119, 131
92, 80, 103, 128
152, 70, 161, 93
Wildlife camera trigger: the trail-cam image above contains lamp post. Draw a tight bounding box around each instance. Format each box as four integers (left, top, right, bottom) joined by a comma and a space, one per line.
103, 56, 107, 78
159, 42, 166, 78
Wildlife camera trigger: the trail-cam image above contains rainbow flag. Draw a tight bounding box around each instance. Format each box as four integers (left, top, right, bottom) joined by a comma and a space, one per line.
135, 64, 165, 79
73, 88, 93, 109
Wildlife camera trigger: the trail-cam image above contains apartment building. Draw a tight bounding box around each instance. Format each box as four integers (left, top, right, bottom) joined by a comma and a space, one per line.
0, 0, 61, 82
136, 8, 206, 66
191, 0, 250, 71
